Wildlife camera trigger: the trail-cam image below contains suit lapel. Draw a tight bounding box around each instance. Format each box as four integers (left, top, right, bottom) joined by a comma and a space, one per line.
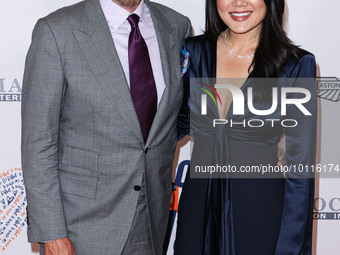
73, 0, 180, 145
73, 0, 144, 142
144, 1, 179, 147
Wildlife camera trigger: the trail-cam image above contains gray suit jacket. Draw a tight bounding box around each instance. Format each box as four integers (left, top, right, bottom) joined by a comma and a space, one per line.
21, 0, 191, 254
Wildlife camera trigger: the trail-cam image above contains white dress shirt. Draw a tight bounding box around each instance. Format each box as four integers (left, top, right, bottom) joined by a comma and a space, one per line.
99, 0, 166, 106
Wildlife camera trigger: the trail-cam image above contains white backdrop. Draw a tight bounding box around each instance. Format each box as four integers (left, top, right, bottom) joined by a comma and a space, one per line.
0, 0, 339, 254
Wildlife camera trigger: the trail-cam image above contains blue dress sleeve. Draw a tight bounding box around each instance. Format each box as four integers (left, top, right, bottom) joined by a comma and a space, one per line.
177, 47, 191, 141
275, 54, 317, 255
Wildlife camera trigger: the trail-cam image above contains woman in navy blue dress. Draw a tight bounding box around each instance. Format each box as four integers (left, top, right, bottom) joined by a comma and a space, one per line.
175, 0, 317, 254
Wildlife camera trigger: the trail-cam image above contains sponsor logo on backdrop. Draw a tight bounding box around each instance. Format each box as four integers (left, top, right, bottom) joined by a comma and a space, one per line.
174, 160, 190, 189
164, 160, 190, 252
314, 197, 340, 220
0, 78, 22, 102
316, 77, 340, 102
0, 168, 27, 251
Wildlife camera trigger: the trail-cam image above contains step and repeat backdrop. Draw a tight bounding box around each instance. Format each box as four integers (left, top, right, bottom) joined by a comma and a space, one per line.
0, 0, 339, 254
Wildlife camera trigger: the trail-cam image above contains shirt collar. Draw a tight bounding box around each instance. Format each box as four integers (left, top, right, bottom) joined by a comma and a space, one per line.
100, 0, 150, 30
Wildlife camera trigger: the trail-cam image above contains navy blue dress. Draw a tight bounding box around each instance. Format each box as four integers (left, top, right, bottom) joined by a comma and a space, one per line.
175, 36, 317, 255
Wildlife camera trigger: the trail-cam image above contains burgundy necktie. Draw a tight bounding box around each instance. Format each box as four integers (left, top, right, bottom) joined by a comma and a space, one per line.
127, 14, 157, 143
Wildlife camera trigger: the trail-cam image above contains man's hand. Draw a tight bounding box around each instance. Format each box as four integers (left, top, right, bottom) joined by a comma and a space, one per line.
45, 237, 76, 255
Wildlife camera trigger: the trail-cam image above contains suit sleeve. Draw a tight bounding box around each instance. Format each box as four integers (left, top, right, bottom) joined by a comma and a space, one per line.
275, 55, 317, 255
21, 18, 68, 243
184, 17, 193, 39
176, 17, 192, 141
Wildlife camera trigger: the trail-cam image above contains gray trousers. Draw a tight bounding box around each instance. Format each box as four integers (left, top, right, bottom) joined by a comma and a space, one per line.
121, 175, 154, 255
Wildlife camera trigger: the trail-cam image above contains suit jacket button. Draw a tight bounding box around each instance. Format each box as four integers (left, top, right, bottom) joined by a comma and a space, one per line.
134, 185, 141, 191
144, 148, 149, 154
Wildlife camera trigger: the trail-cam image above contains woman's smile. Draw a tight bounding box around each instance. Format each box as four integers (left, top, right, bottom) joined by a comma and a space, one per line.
229, 11, 253, 21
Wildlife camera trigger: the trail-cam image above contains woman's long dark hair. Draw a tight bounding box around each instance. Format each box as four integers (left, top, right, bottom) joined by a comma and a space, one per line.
205, 0, 299, 99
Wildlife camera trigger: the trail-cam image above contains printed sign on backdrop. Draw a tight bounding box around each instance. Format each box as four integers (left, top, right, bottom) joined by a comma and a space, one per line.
0, 79, 22, 103
0, 168, 27, 252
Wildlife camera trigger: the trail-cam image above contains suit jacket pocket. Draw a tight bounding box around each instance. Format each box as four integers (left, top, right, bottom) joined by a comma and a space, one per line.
59, 145, 99, 199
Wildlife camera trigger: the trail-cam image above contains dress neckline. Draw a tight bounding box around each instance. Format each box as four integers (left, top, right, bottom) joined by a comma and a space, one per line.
210, 37, 254, 121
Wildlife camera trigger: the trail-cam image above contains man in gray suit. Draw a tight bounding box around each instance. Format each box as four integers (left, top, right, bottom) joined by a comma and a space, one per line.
21, 0, 191, 254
